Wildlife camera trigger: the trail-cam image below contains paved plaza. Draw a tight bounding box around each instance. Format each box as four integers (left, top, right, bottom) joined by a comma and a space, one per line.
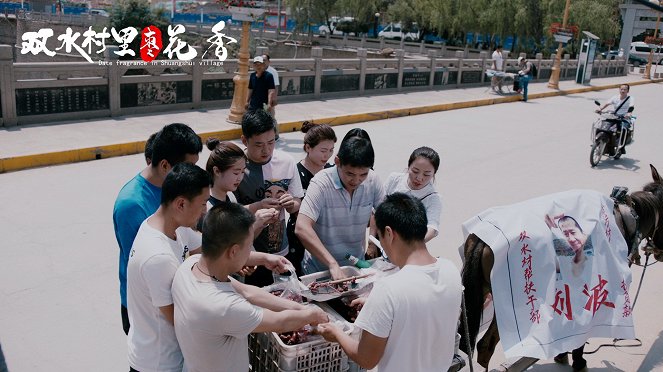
1, 76, 662, 371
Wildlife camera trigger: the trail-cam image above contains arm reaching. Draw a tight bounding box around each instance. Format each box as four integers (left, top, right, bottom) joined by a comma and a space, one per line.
253, 307, 329, 334
295, 215, 347, 280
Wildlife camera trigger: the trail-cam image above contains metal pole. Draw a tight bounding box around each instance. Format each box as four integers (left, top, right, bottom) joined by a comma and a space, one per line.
644, 2, 661, 79
171, 0, 175, 19
548, 0, 572, 89
277, 0, 281, 39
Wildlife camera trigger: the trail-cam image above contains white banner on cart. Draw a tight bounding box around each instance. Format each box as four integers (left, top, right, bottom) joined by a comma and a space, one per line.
462, 190, 635, 360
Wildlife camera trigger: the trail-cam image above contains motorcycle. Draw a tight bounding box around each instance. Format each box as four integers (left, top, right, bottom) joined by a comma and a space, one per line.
589, 100, 636, 167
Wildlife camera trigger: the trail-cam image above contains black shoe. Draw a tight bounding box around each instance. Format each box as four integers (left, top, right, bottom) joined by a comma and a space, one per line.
620, 147, 626, 154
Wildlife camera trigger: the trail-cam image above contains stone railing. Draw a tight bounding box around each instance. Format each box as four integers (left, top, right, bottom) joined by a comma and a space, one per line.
0, 44, 627, 127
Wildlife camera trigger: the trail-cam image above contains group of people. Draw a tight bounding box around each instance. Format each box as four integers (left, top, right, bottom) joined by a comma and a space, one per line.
490, 45, 535, 102
112, 106, 462, 371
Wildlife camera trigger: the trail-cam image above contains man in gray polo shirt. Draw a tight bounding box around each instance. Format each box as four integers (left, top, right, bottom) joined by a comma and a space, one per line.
296, 135, 385, 279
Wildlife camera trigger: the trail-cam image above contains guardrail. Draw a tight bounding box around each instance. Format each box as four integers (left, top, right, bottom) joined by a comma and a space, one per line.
0, 44, 627, 127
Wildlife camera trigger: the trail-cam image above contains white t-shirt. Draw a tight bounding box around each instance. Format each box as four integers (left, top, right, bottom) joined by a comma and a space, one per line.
172, 255, 264, 372
609, 95, 634, 116
492, 50, 504, 70
267, 66, 280, 87
127, 219, 202, 372
236, 150, 304, 256
384, 172, 442, 233
354, 258, 462, 372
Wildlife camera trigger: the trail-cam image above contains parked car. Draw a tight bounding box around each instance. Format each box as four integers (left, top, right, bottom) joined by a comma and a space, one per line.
600, 50, 649, 66
88, 9, 110, 17
378, 23, 419, 41
318, 17, 357, 36
629, 41, 663, 64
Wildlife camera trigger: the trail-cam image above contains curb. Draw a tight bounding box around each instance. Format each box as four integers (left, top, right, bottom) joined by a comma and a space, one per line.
1, 78, 661, 174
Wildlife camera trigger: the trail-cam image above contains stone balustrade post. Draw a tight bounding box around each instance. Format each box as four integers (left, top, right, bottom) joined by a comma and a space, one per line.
105, 45, 121, 117
419, 40, 425, 54
192, 46, 203, 109
428, 49, 437, 88
396, 49, 405, 91
312, 47, 323, 98
379, 37, 385, 50
535, 52, 542, 79
479, 51, 488, 83
563, 54, 570, 78
357, 48, 367, 95
455, 50, 464, 87
0, 45, 17, 126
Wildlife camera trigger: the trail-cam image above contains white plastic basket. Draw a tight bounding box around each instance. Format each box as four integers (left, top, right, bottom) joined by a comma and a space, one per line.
249, 304, 352, 372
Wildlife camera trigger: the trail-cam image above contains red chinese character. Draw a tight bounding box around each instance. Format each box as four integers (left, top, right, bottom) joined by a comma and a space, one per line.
526, 294, 537, 308
524, 280, 536, 295
524, 267, 533, 282
583, 274, 615, 315
530, 309, 541, 323
552, 284, 573, 320
519, 231, 530, 242
520, 243, 531, 255
140, 26, 162, 62
521, 254, 532, 268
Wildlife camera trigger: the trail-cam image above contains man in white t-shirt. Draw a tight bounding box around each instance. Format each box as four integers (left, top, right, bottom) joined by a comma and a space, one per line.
491, 45, 504, 92
263, 54, 279, 118
596, 84, 635, 153
235, 109, 304, 287
597, 83, 634, 119
317, 193, 463, 372
172, 202, 328, 372
127, 163, 209, 372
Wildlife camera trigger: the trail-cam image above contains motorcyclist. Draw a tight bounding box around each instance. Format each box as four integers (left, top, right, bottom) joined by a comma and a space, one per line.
595, 84, 634, 153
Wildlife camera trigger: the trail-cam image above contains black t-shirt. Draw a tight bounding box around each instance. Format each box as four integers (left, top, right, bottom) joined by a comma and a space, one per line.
296, 162, 334, 192
248, 71, 275, 110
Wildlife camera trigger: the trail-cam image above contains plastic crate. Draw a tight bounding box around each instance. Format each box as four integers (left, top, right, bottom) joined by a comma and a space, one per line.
248, 305, 352, 372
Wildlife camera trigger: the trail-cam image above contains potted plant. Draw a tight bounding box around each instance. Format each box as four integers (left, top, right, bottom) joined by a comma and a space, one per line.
222, 0, 266, 21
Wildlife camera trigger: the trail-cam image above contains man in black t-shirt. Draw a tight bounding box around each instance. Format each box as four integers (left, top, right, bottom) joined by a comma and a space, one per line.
245, 56, 276, 111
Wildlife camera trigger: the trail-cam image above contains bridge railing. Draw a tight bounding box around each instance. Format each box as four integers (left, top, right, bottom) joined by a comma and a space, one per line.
0, 45, 628, 127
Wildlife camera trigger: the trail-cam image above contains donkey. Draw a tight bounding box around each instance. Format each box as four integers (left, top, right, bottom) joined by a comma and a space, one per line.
459, 164, 663, 371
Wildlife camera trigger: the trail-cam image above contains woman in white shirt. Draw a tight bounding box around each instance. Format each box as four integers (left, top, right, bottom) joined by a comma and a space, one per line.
384, 146, 442, 242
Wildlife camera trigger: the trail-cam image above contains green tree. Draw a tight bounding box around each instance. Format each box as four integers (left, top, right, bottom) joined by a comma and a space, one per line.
287, 0, 338, 37
110, 0, 170, 60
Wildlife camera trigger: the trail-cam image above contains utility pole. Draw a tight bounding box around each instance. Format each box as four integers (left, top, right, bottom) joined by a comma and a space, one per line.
548, 0, 572, 89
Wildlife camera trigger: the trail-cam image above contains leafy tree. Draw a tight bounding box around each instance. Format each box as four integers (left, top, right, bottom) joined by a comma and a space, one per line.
110, 0, 170, 60
287, 0, 338, 37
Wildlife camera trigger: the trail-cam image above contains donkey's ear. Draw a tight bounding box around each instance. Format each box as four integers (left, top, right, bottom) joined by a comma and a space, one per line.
651, 164, 662, 184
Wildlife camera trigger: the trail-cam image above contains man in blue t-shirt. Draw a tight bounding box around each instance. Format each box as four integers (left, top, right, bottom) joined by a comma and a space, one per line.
113, 123, 202, 335
245, 56, 275, 111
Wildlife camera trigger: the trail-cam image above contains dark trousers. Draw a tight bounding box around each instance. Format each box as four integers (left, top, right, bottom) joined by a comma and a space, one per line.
121, 305, 130, 335
286, 217, 305, 276
130, 367, 139, 372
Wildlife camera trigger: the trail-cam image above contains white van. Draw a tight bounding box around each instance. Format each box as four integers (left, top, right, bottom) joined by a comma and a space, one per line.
629, 41, 663, 64
378, 23, 419, 41
318, 17, 356, 36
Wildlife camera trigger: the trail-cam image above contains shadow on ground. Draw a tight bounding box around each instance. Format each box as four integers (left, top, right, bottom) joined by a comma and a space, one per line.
637, 330, 663, 371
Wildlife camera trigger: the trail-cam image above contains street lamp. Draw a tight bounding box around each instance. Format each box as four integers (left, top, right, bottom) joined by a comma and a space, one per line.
548, 0, 572, 89
374, 12, 380, 38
